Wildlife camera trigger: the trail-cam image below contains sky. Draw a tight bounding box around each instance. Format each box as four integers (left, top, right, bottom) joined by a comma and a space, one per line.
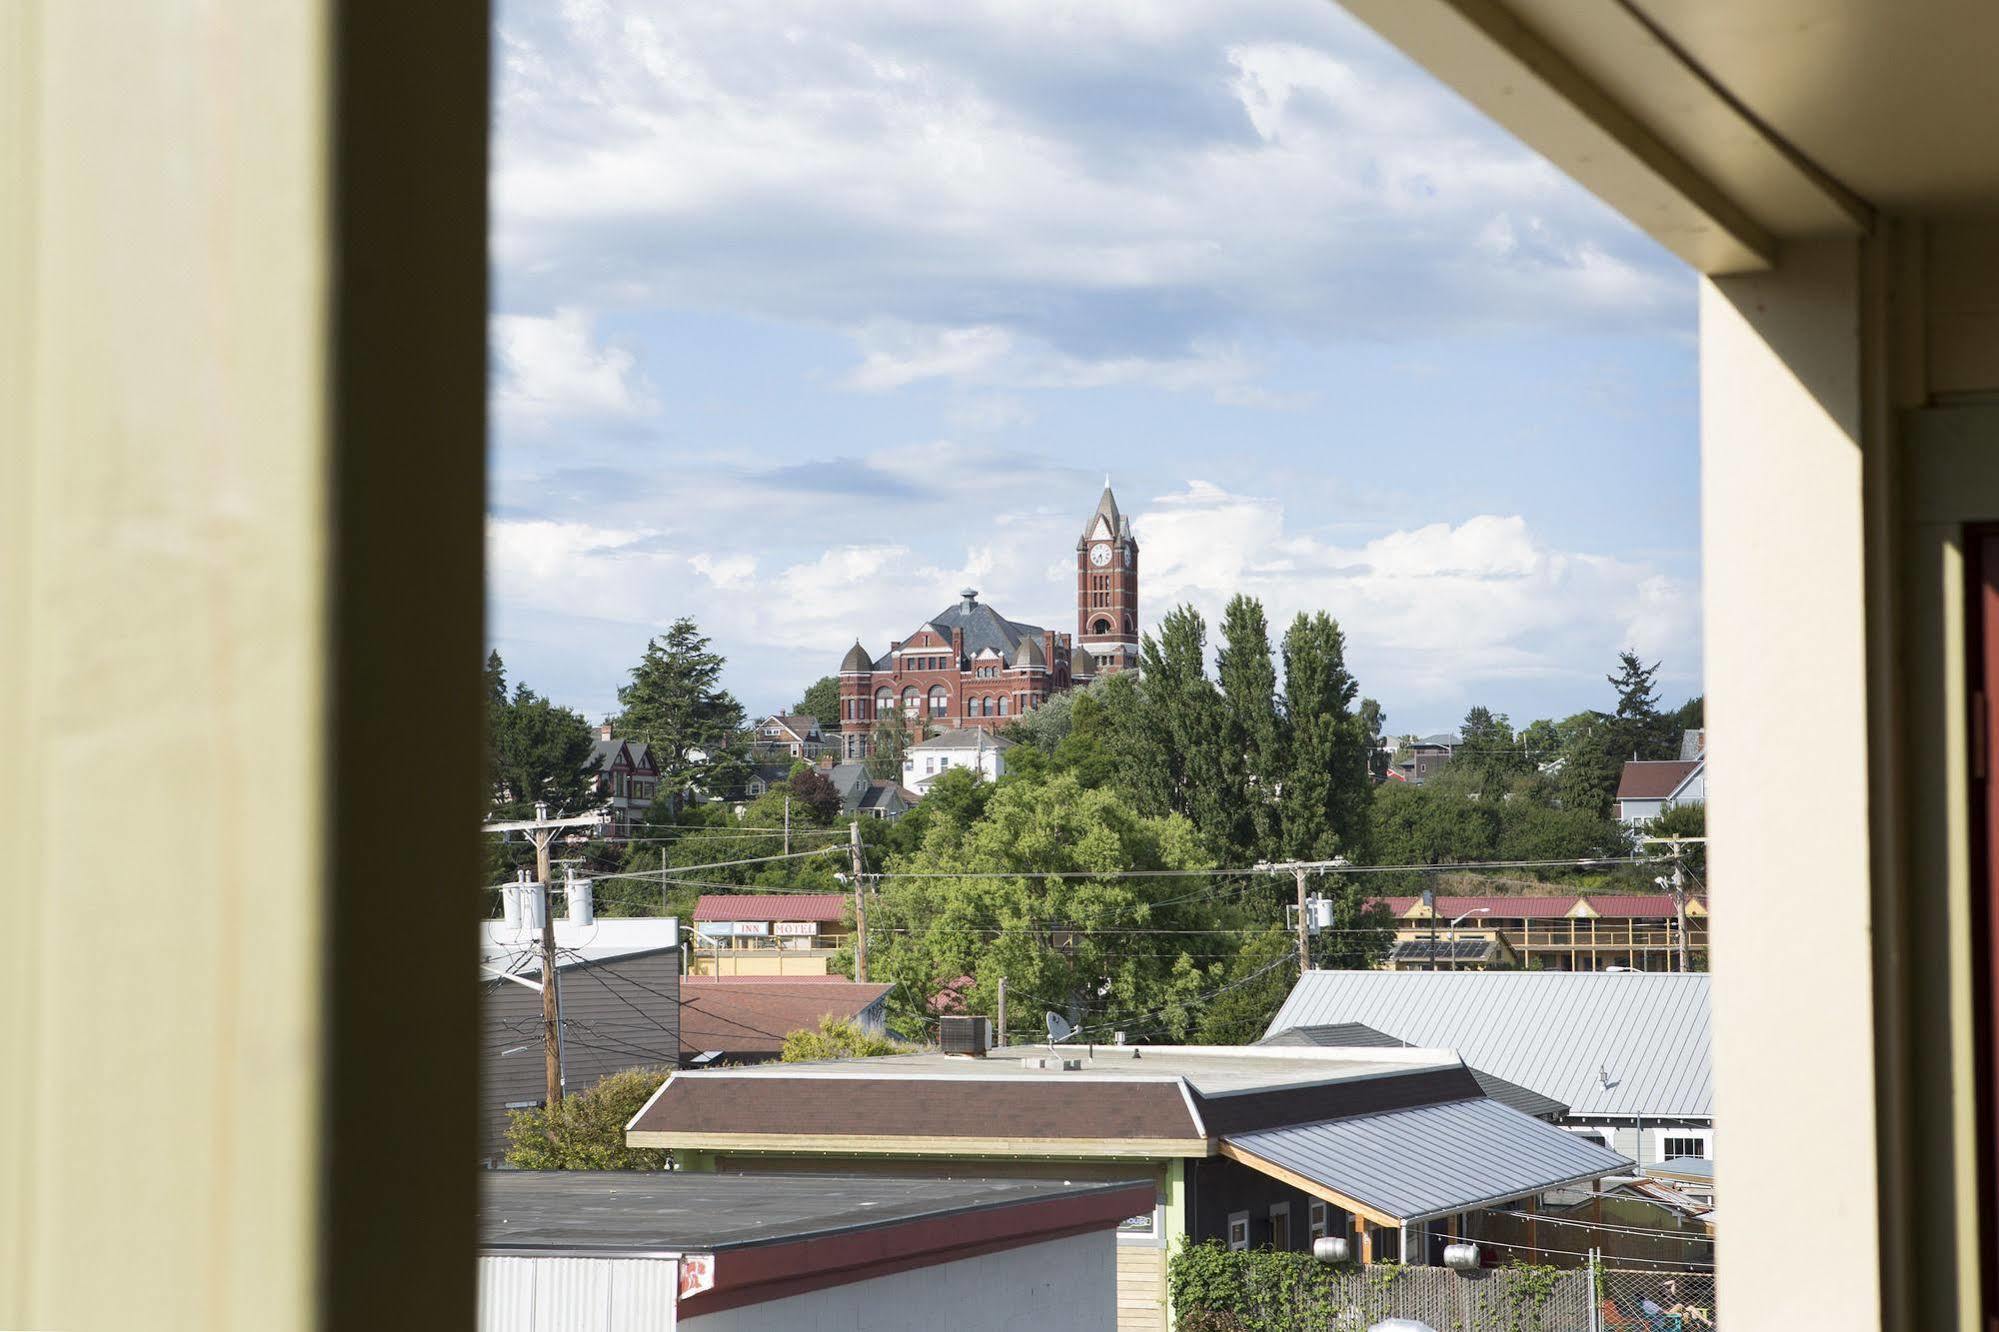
487, 0, 1703, 736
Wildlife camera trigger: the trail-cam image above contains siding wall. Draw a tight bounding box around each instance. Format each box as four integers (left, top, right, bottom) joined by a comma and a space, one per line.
482, 947, 683, 1160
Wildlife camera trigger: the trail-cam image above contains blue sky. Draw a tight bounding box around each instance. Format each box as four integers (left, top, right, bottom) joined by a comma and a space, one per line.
487, 0, 1702, 735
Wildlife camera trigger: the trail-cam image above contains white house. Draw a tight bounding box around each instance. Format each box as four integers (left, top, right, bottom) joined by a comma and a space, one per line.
1615, 756, 1707, 829
903, 727, 1012, 794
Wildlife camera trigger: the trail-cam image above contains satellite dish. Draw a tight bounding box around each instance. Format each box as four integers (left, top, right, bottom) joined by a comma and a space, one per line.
1045, 1011, 1074, 1045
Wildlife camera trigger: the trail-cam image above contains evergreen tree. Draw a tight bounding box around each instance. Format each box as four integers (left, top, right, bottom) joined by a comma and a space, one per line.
1216, 595, 1284, 861
1136, 605, 1225, 834
1607, 650, 1674, 759
616, 618, 746, 805
793, 675, 842, 728
1277, 612, 1372, 862
1359, 698, 1390, 784
1456, 705, 1530, 790
1553, 711, 1620, 820
487, 661, 601, 816
865, 705, 913, 781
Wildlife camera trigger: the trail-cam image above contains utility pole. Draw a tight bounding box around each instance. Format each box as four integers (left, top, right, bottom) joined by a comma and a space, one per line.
482, 801, 604, 1110
849, 819, 868, 984
1254, 858, 1348, 974
1640, 834, 1705, 974
996, 975, 1008, 1047
784, 794, 791, 855
1293, 865, 1311, 975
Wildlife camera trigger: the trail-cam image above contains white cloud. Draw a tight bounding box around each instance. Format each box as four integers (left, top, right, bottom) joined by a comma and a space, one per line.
490, 0, 1689, 400
488, 478, 1697, 724
490, 309, 656, 429
1134, 482, 1699, 710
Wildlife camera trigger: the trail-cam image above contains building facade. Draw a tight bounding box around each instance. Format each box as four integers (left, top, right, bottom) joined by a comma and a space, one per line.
835, 486, 1139, 760
903, 727, 1013, 794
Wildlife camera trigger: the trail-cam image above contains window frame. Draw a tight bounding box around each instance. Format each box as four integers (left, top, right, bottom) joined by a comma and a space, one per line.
1226, 1211, 1250, 1252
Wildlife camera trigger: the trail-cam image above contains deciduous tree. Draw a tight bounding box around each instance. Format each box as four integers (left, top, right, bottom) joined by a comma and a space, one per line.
1278, 611, 1372, 862
794, 675, 842, 728
504, 1068, 671, 1171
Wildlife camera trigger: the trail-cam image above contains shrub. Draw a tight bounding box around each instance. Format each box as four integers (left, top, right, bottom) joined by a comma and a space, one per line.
504, 1066, 672, 1170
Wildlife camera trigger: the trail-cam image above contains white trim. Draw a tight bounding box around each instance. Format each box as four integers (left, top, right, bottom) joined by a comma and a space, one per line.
1307, 1199, 1329, 1242
1648, 1126, 1713, 1163
1226, 1211, 1250, 1252
623, 1070, 679, 1137
1268, 1200, 1292, 1249
1175, 1080, 1209, 1139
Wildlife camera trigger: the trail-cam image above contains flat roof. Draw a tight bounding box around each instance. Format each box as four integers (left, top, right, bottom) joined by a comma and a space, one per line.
480, 1171, 1145, 1254
677, 1044, 1458, 1097
479, 917, 681, 971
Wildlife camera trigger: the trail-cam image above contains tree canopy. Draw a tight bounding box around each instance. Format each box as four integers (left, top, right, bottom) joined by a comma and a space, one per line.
794, 675, 842, 728
504, 1067, 671, 1170
616, 618, 746, 806
780, 1016, 911, 1062
485, 651, 600, 817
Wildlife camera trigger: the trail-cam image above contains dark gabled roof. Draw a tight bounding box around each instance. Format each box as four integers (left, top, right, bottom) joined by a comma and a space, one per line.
587, 736, 652, 772
1260, 1024, 1569, 1120
858, 780, 913, 811
907, 726, 1015, 752
1616, 758, 1703, 800
880, 599, 1048, 668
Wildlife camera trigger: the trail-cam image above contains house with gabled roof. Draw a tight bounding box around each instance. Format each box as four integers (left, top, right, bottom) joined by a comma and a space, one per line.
747, 712, 833, 760
1376, 893, 1709, 973
585, 722, 659, 838
1616, 755, 1706, 829
903, 726, 1013, 794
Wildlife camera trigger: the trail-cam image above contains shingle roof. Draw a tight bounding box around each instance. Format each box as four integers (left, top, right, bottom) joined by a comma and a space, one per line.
1012, 634, 1046, 668
1679, 728, 1706, 761
1260, 1024, 1569, 1120
1616, 759, 1703, 800
1266, 970, 1713, 1118
1079, 483, 1124, 544
692, 894, 847, 923
1224, 1098, 1631, 1224
840, 641, 874, 673
678, 978, 893, 1057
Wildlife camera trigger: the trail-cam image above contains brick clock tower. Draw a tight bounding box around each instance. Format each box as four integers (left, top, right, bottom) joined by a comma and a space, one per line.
1076, 480, 1139, 675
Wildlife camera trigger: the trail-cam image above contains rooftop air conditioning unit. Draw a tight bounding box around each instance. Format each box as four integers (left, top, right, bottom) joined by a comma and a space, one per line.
940, 1015, 991, 1056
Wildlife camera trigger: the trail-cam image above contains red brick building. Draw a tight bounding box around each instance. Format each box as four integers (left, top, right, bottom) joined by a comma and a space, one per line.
835, 484, 1140, 760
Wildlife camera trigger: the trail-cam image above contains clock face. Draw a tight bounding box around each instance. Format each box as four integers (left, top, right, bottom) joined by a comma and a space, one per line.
1089, 543, 1113, 567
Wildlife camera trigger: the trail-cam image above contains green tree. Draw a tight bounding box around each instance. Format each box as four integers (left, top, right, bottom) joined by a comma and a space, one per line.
1608, 650, 1675, 760
616, 618, 746, 806
865, 706, 914, 781
504, 1067, 671, 1170
1359, 697, 1390, 784
1278, 612, 1372, 862
1216, 595, 1284, 861
488, 667, 601, 816
1647, 800, 1706, 878
865, 774, 1231, 1041
794, 675, 842, 728
1368, 770, 1500, 865
1554, 711, 1621, 820
1668, 694, 1704, 746
1455, 705, 1531, 791
780, 1016, 912, 1062
1135, 605, 1225, 833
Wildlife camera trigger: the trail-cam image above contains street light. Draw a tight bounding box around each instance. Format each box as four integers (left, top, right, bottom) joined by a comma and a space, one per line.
1447, 908, 1489, 971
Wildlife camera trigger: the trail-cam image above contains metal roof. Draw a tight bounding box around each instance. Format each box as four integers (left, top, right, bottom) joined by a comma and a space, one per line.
479, 917, 681, 971
1224, 1097, 1632, 1225
693, 894, 846, 923
1261, 1024, 1569, 1121
1266, 971, 1712, 1119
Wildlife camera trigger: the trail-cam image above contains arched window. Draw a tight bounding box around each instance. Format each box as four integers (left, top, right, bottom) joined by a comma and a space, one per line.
928, 685, 949, 717
875, 688, 892, 719
901, 687, 919, 717
1092, 617, 1111, 635
997, 695, 1009, 716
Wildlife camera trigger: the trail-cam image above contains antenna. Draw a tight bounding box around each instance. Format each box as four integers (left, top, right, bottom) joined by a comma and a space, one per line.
1044, 1011, 1074, 1050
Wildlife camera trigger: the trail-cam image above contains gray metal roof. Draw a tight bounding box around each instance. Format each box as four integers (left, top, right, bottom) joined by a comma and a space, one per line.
1266, 971, 1712, 1119
1261, 1024, 1569, 1120
872, 597, 1049, 670
1225, 1097, 1632, 1224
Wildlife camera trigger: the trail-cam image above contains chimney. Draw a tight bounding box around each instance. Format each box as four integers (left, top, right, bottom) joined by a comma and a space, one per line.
960, 586, 978, 612
951, 626, 964, 662
598, 722, 614, 741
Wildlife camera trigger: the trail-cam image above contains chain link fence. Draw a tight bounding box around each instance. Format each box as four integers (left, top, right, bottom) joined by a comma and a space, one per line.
1595, 1265, 1716, 1331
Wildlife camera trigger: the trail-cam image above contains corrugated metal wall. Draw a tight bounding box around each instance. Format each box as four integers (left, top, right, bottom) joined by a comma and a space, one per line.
481, 947, 683, 1159
478, 1256, 678, 1332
